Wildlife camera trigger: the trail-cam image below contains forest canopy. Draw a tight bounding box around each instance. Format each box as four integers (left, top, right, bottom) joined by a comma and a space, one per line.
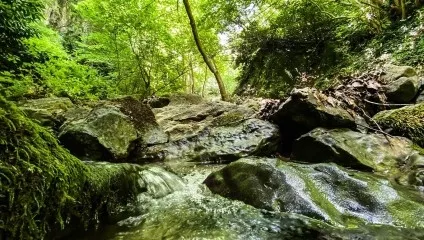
1, 0, 423, 100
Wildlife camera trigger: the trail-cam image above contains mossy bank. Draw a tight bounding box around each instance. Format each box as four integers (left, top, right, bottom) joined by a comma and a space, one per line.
0, 96, 143, 239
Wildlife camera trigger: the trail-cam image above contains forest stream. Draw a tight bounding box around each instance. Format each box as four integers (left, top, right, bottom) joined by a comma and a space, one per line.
16, 93, 424, 240
2, 1, 424, 239
67, 162, 424, 240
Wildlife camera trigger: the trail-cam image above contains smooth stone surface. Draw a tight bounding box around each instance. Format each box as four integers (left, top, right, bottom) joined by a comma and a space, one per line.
135, 118, 280, 163
205, 157, 424, 228
153, 100, 255, 141
382, 65, 420, 103
291, 128, 423, 175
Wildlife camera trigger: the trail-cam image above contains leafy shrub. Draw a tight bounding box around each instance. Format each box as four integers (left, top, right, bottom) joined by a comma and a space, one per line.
0, 0, 43, 71
21, 24, 117, 100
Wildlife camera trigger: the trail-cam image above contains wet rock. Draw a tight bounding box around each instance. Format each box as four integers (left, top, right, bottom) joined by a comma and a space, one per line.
373, 103, 424, 147
205, 157, 424, 228
59, 98, 168, 162
153, 100, 255, 141
270, 88, 356, 152
291, 128, 424, 178
19, 97, 74, 129
136, 118, 280, 163
382, 65, 420, 103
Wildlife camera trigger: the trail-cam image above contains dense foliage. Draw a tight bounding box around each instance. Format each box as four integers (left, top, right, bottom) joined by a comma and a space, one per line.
0, 0, 43, 71
232, 0, 424, 97
2, 0, 422, 100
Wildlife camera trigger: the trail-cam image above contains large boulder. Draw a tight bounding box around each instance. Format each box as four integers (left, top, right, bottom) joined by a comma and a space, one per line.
136, 118, 280, 163
270, 88, 357, 151
19, 97, 74, 129
153, 99, 256, 141
382, 65, 420, 103
291, 128, 424, 183
59, 97, 168, 162
373, 103, 424, 147
204, 158, 424, 228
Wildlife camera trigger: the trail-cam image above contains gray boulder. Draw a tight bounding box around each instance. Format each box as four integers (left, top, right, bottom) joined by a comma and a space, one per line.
270, 88, 356, 151
59, 97, 168, 162
153, 99, 256, 141
136, 118, 280, 163
271, 88, 356, 130
205, 158, 424, 228
382, 65, 420, 103
291, 128, 424, 184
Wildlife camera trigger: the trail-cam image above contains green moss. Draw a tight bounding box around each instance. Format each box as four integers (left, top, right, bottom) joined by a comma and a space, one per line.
373, 103, 424, 146
388, 200, 424, 227
0, 96, 141, 239
412, 144, 424, 155
211, 111, 246, 126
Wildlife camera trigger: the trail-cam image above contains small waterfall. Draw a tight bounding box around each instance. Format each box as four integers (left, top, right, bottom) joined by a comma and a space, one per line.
137, 166, 186, 199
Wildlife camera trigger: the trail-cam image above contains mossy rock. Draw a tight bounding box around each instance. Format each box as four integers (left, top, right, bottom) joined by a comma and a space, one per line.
205, 157, 424, 228
382, 65, 420, 103
373, 103, 424, 147
19, 97, 74, 130
0, 97, 145, 239
59, 97, 168, 162
210, 111, 247, 127
160, 93, 204, 106
154, 100, 255, 141
291, 128, 424, 184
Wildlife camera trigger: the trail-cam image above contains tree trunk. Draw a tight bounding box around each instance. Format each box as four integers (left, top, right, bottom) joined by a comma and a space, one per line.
190, 57, 195, 93
182, 0, 229, 101
202, 64, 207, 97
400, 0, 406, 19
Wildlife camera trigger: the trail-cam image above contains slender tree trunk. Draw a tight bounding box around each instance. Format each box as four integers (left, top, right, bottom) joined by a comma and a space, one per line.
400, 0, 406, 19
182, 0, 229, 101
202, 64, 207, 97
190, 57, 195, 93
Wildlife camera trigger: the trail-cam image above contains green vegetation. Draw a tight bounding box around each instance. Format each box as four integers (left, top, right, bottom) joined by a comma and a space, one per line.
0, 96, 142, 239
2, 0, 423, 100
373, 103, 424, 146
1, 0, 424, 238
232, 0, 424, 97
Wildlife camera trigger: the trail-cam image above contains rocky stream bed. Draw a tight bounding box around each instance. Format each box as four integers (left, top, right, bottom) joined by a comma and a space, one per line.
11, 65, 424, 239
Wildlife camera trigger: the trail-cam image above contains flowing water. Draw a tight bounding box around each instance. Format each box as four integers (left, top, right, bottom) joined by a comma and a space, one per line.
69, 163, 424, 240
